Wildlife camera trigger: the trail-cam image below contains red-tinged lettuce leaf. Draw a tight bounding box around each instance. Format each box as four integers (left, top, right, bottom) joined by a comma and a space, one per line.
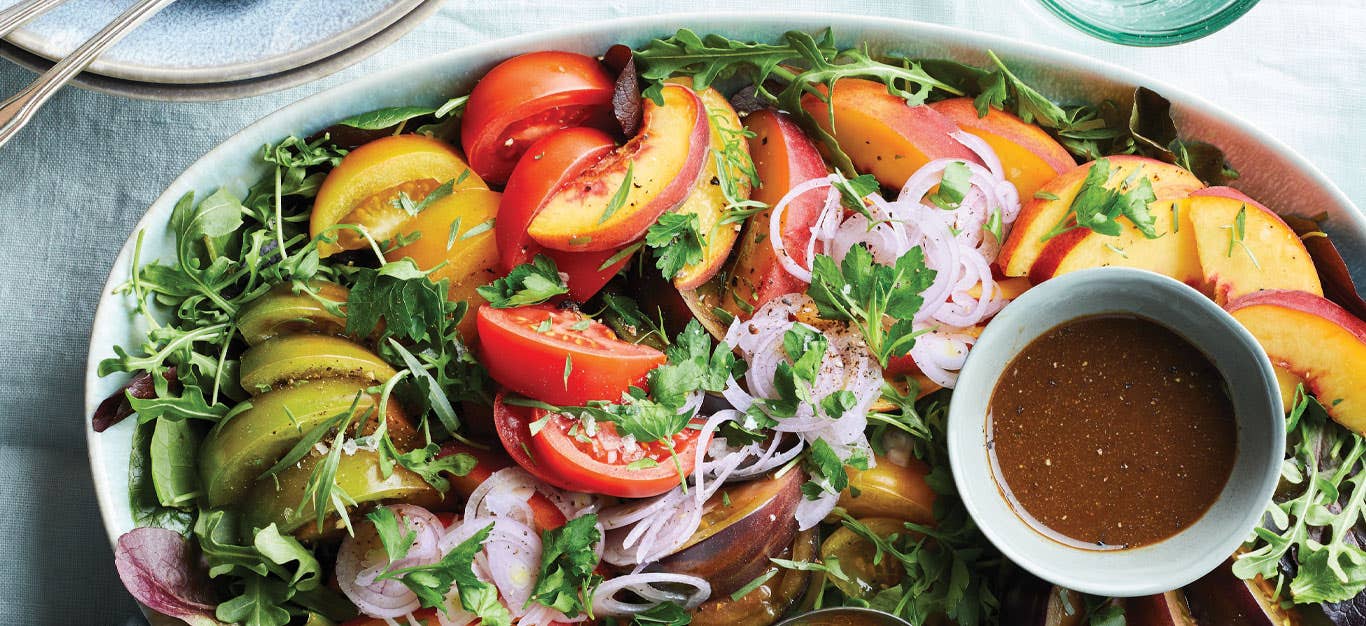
93, 369, 173, 433
607, 44, 643, 137
1281, 214, 1366, 321
115, 527, 222, 625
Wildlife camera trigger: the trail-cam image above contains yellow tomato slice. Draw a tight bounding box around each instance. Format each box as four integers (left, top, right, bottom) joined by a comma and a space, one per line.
311, 134, 485, 256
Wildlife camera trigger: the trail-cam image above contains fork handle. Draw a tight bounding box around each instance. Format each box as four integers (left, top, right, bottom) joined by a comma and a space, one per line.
0, 0, 67, 39
0, 0, 177, 149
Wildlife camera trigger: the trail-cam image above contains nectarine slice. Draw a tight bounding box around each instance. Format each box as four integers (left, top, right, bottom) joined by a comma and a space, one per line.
801, 78, 977, 189
1228, 290, 1366, 434
311, 134, 485, 257
1187, 189, 1322, 304
999, 155, 1203, 278
527, 83, 709, 252
720, 108, 830, 320
930, 97, 1075, 199
1027, 197, 1202, 286
667, 78, 750, 290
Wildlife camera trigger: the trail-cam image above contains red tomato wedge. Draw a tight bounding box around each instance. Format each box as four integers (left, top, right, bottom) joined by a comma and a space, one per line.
493, 392, 705, 498
461, 51, 616, 185
476, 305, 666, 406
497, 126, 633, 301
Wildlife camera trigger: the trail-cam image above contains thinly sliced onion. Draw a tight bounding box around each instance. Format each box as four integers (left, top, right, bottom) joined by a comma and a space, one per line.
337, 505, 444, 619
592, 573, 712, 616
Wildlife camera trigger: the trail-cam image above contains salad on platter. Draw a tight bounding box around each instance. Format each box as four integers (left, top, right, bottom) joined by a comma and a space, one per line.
92, 27, 1366, 626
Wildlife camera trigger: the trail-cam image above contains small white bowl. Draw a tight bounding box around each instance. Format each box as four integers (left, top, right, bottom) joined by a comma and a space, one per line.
947, 267, 1284, 597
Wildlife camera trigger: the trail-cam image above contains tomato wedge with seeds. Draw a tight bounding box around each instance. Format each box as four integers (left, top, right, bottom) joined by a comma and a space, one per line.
493, 392, 705, 498
461, 51, 616, 185
477, 305, 666, 406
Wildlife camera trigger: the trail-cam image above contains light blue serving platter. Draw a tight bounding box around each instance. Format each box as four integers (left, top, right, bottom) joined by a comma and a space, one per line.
0, 0, 424, 84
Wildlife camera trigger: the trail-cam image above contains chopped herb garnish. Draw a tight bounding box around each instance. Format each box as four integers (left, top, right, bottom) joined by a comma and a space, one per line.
599, 161, 635, 225
477, 254, 569, 308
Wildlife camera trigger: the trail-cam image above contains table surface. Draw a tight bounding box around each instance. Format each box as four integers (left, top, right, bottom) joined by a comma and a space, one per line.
1, 1, 1362, 624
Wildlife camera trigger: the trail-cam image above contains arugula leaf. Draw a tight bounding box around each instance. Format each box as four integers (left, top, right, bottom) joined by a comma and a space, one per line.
367, 507, 417, 563
807, 244, 936, 367
634, 28, 836, 103
216, 573, 292, 626
379, 522, 511, 625
477, 254, 569, 308
645, 212, 706, 280
336, 105, 436, 130
1235, 385, 1366, 604
531, 514, 603, 615
1039, 159, 1159, 242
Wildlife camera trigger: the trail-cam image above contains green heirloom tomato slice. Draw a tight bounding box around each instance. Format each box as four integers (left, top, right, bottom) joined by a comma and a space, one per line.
237, 281, 351, 346
199, 379, 412, 507
238, 334, 397, 395
242, 449, 441, 540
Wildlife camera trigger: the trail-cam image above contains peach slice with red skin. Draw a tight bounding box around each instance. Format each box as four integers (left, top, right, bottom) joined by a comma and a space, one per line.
527, 83, 709, 252
1227, 290, 1366, 434
999, 155, 1203, 278
666, 77, 751, 290
800, 78, 978, 189
719, 108, 830, 321
929, 97, 1075, 199
1027, 196, 1203, 286
1187, 187, 1322, 304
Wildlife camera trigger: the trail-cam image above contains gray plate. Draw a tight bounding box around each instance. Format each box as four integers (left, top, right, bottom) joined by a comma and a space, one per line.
0, 0, 442, 102
0, 0, 425, 84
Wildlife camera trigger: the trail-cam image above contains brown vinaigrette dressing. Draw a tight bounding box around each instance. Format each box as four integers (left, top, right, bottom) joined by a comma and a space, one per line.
987, 315, 1238, 549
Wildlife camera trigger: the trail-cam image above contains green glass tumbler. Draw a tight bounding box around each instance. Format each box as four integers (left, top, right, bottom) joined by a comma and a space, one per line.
1037, 0, 1261, 46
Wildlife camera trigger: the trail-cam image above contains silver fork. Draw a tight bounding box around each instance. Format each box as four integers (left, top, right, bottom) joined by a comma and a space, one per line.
0, 0, 177, 149
0, 0, 68, 38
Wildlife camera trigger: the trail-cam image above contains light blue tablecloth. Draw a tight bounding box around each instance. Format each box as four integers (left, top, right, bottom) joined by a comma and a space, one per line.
0, 1, 1361, 624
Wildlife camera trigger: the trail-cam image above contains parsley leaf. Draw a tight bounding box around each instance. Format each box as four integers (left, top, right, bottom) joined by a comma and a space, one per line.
1039, 158, 1159, 242
346, 259, 451, 345
476, 254, 569, 308
379, 522, 511, 625
530, 514, 603, 616
807, 244, 936, 367
367, 507, 416, 563
645, 212, 706, 280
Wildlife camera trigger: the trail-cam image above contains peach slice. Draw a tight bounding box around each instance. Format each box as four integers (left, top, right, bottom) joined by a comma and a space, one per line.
999, 155, 1203, 278
388, 189, 501, 342
929, 97, 1075, 199
311, 134, 486, 257
720, 108, 830, 320
666, 78, 750, 290
527, 83, 709, 251
1273, 365, 1303, 414
1187, 188, 1322, 304
801, 78, 977, 189
1228, 290, 1366, 434
1027, 197, 1202, 286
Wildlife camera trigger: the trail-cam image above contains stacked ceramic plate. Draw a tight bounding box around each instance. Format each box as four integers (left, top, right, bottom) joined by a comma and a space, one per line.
0, 0, 442, 101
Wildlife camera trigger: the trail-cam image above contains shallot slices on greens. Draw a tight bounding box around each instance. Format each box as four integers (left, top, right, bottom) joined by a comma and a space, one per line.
764, 130, 1023, 388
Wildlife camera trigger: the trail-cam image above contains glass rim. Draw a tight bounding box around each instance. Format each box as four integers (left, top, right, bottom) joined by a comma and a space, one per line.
1037, 0, 1262, 46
